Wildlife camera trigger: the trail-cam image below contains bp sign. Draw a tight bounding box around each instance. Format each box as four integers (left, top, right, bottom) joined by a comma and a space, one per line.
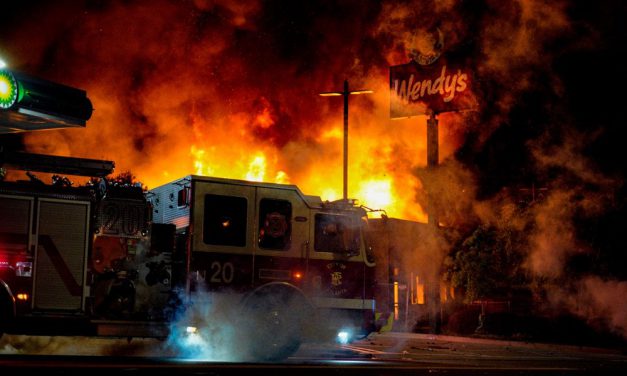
0, 69, 20, 109
0, 68, 93, 133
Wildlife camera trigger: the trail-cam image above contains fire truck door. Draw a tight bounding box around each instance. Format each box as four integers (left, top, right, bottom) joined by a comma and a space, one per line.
33, 199, 90, 311
191, 180, 256, 290
253, 187, 310, 285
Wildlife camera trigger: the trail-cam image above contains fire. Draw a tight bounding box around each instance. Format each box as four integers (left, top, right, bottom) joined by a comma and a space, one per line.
5, 0, 458, 224
274, 171, 289, 184
245, 154, 266, 182
356, 180, 392, 213
191, 146, 212, 176
187, 122, 427, 221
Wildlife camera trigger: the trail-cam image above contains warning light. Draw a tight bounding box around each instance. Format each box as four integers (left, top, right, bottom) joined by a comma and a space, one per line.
16, 293, 29, 301
336, 330, 352, 344
0, 69, 20, 109
185, 326, 197, 334
293, 271, 303, 280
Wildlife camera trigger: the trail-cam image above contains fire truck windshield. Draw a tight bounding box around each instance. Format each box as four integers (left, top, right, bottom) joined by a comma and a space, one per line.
313, 213, 361, 255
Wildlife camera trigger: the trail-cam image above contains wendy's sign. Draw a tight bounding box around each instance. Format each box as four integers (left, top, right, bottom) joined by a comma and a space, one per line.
390, 59, 477, 118
390, 30, 478, 118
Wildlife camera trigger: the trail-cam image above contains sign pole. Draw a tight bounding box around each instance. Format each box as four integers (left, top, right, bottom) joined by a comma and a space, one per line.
426, 110, 441, 334
427, 111, 439, 224
343, 80, 349, 201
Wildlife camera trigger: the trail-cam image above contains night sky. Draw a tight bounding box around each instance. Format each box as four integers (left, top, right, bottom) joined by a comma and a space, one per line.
2, 0, 627, 336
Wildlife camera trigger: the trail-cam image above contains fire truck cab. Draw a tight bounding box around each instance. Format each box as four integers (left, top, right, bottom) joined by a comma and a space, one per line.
149, 175, 377, 360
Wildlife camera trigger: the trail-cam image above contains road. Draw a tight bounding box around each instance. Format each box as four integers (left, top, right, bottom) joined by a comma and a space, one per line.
1, 331, 626, 375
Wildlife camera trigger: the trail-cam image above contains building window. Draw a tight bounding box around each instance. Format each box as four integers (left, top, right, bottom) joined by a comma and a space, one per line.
258, 199, 291, 250
203, 194, 247, 247
410, 273, 425, 305
314, 213, 360, 254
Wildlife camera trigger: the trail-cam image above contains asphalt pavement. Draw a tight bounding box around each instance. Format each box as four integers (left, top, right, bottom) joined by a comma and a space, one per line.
1, 331, 626, 375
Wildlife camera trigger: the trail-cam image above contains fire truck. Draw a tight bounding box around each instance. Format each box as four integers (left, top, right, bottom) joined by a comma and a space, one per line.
1, 66, 378, 360
0, 155, 377, 360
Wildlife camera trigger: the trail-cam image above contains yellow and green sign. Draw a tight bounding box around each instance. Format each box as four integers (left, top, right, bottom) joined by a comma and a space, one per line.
0, 69, 21, 109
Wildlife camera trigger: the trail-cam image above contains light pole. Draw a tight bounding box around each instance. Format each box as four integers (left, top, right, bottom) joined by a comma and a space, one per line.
320, 79, 373, 201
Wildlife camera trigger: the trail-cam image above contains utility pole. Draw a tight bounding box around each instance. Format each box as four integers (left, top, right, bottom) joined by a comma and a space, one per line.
320, 80, 373, 201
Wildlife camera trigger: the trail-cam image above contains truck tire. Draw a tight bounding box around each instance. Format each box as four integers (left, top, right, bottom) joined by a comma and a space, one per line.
239, 283, 310, 361
0, 280, 15, 338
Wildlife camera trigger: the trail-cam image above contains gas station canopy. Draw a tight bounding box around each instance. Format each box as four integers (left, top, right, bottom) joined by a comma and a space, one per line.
0, 68, 93, 134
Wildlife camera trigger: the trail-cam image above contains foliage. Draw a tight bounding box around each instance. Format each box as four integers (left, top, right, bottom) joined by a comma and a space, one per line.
107, 170, 141, 187
87, 170, 145, 190
443, 205, 530, 303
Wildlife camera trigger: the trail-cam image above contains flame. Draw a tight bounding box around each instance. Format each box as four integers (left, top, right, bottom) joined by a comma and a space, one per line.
274, 170, 289, 184
191, 146, 212, 176
4, 0, 476, 223
356, 179, 392, 213
245, 154, 266, 182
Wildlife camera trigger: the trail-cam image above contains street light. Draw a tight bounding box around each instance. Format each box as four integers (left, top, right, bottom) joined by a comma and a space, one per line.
320, 79, 373, 201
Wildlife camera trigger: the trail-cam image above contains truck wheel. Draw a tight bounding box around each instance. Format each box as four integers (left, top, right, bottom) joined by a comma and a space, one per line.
0, 302, 5, 338
0, 287, 14, 338
240, 285, 305, 361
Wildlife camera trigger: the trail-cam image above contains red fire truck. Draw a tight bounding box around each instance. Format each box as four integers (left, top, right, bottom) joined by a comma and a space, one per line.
0, 156, 377, 360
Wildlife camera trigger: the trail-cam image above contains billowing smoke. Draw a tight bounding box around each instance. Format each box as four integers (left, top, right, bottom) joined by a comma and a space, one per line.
370, 0, 626, 340
523, 126, 626, 337
160, 289, 246, 361
546, 276, 627, 338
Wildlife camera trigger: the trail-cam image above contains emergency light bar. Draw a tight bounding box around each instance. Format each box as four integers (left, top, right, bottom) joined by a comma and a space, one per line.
0, 68, 93, 133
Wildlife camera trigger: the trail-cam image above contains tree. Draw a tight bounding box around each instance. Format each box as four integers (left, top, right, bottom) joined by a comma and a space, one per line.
444, 204, 530, 304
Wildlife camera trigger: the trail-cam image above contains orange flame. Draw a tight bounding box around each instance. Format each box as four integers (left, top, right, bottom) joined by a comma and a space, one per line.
6, 0, 481, 223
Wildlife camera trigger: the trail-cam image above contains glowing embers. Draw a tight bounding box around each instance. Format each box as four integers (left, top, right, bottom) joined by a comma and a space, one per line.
0, 69, 19, 109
